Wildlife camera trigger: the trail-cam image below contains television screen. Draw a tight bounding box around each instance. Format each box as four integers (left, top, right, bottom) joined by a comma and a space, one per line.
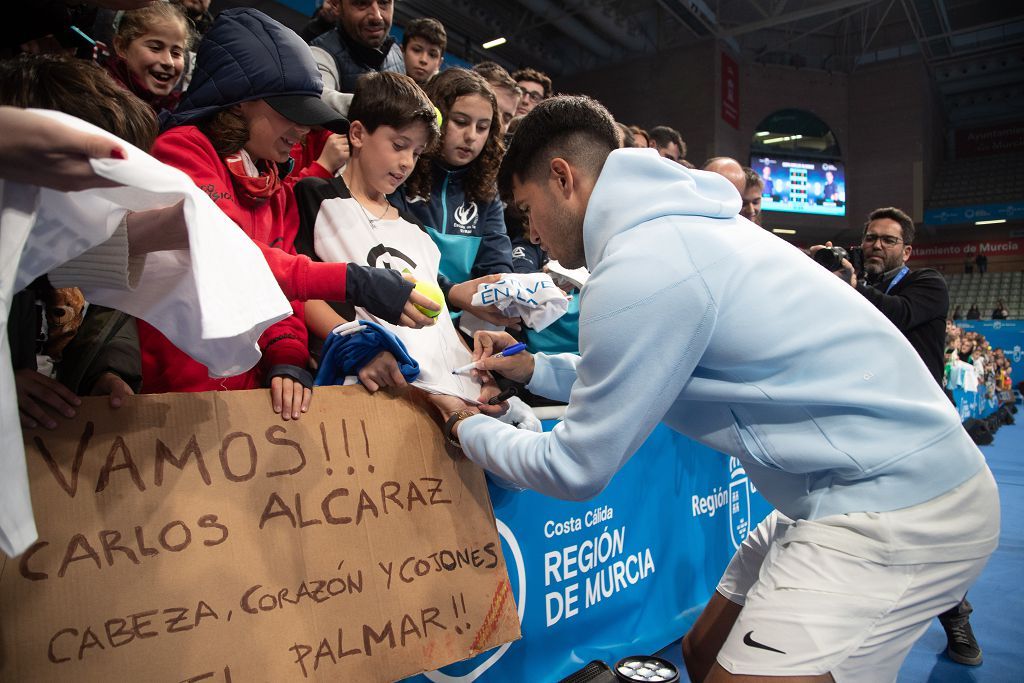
751, 155, 846, 217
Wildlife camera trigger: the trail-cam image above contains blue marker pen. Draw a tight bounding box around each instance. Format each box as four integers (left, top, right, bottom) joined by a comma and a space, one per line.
452, 343, 527, 375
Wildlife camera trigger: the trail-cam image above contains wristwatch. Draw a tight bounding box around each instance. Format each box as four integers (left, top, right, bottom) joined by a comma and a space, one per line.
444, 410, 477, 448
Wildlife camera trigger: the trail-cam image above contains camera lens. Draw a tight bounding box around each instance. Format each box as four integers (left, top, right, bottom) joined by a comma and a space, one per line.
813, 246, 848, 272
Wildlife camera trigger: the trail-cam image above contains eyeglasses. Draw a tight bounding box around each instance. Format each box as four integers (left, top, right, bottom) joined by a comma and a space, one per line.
863, 234, 904, 247
521, 90, 544, 103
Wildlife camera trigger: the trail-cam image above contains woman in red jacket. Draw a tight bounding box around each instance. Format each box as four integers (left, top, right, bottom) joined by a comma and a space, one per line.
141, 8, 436, 420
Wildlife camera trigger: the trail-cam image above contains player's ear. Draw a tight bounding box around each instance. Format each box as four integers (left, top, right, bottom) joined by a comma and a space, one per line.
549, 158, 574, 199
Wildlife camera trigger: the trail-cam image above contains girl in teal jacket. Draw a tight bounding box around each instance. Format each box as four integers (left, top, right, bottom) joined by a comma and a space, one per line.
391, 68, 513, 286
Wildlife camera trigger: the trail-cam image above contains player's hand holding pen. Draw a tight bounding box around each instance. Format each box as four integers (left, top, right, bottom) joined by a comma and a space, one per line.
468, 332, 535, 385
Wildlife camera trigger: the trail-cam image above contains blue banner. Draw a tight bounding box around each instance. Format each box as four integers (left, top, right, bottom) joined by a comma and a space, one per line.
954, 319, 1024, 386
404, 423, 773, 683
924, 202, 1024, 226
952, 387, 1001, 421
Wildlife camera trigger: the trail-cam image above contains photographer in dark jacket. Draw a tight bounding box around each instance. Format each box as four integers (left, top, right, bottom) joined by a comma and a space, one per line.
854, 207, 948, 383
815, 205, 982, 667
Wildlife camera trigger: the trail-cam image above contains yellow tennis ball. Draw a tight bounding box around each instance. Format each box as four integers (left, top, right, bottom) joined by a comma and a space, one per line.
413, 279, 444, 318
434, 106, 443, 130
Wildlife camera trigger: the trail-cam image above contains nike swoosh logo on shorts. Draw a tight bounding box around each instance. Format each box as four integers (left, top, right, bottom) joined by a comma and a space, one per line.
743, 631, 787, 654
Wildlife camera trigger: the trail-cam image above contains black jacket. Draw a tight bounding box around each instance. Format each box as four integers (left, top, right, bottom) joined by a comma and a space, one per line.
311, 27, 399, 92
857, 266, 949, 384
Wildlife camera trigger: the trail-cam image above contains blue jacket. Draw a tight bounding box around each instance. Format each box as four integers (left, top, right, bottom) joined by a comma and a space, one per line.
163, 8, 324, 129
390, 163, 513, 284
459, 148, 984, 523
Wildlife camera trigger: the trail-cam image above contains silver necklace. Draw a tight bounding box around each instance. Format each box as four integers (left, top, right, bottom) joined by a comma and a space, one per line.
342, 172, 391, 226
357, 197, 390, 226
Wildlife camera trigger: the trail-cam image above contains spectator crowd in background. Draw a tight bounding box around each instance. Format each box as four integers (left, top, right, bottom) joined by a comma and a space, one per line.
5, 0, 1018, 432
946, 321, 1015, 396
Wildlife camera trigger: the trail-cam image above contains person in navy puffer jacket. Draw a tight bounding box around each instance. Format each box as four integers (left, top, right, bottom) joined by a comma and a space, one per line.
143, 8, 437, 421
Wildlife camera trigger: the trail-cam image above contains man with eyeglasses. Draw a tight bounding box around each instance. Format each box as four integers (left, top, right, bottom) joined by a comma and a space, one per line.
512, 67, 551, 117
851, 207, 948, 385
821, 206, 982, 667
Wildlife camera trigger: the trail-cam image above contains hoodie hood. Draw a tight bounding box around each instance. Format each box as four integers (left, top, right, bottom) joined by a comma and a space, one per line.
162, 8, 325, 130
583, 148, 741, 268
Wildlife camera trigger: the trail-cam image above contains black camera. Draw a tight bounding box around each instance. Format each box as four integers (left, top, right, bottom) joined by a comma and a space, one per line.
849, 245, 864, 274
813, 245, 849, 272
813, 245, 864, 275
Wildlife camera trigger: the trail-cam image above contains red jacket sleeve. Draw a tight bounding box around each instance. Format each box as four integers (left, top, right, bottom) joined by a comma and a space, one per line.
152, 127, 349, 302
257, 300, 309, 372
286, 129, 334, 188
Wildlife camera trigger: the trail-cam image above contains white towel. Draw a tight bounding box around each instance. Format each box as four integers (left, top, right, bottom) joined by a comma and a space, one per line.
469, 273, 569, 332
0, 109, 292, 557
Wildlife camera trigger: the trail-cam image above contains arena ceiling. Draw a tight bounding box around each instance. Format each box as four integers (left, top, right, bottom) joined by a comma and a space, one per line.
395, 0, 1022, 128
224, 0, 1021, 128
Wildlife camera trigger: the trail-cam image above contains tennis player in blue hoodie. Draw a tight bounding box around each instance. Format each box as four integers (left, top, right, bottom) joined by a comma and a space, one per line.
427, 96, 999, 682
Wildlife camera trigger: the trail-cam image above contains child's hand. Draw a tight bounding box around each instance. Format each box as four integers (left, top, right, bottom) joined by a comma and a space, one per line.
271, 375, 312, 421
358, 351, 407, 393
91, 372, 135, 409
447, 274, 521, 329
316, 133, 350, 174
14, 368, 81, 429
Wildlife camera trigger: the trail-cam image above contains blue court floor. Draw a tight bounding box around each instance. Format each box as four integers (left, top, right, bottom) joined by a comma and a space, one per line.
898, 416, 1022, 682
655, 415, 1023, 682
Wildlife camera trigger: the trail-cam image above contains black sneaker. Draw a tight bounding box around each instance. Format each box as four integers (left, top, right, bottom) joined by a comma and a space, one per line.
940, 607, 983, 666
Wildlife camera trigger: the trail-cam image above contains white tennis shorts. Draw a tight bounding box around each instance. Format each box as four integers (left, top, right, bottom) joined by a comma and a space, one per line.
715, 467, 999, 682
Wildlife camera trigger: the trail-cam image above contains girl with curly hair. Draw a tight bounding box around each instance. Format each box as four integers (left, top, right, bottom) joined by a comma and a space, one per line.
391, 67, 514, 289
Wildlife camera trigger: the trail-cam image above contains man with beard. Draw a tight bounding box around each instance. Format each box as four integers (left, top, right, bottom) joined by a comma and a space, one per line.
310, 0, 404, 93
822, 206, 983, 667
426, 98, 997, 682
847, 207, 949, 384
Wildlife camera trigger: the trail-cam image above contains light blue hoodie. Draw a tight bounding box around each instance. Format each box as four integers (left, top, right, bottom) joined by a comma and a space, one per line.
459, 148, 984, 521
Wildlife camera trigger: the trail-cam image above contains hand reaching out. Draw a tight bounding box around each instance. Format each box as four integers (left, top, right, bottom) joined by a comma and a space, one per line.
14, 368, 81, 429
0, 107, 126, 192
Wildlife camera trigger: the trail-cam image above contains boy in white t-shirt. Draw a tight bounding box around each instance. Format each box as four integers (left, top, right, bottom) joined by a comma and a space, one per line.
294, 71, 505, 405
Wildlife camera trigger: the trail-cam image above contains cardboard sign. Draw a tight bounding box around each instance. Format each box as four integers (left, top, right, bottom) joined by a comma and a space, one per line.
0, 387, 520, 682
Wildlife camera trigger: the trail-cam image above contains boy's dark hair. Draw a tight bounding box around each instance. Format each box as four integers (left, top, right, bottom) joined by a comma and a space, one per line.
648, 125, 685, 157
402, 17, 447, 52
0, 55, 157, 150
348, 71, 440, 147
511, 67, 552, 98
865, 206, 916, 245
406, 67, 504, 204
474, 61, 521, 96
497, 95, 618, 203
